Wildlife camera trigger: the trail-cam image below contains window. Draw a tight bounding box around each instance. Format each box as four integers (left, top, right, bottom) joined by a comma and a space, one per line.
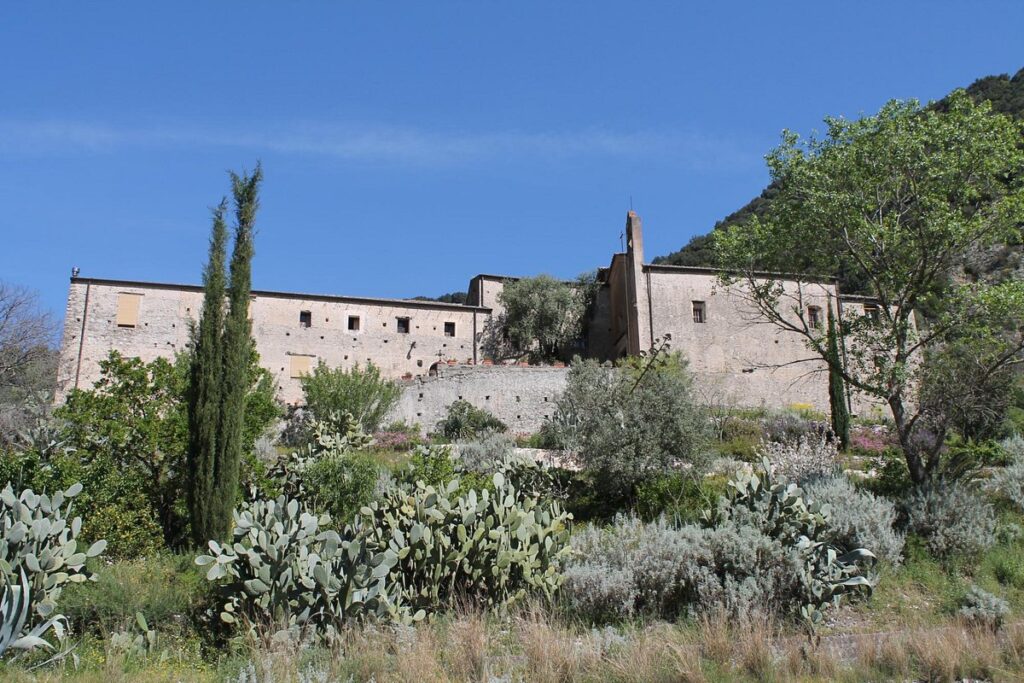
396, 317, 410, 334
807, 306, 821, 329
289, 355, 314, 378
863, 303, 881, 322
299, 310, 312, 328
444, 321, 456, 337
348, 315, 361, 331
692, 301, 706, 324
116, 293, 142, 328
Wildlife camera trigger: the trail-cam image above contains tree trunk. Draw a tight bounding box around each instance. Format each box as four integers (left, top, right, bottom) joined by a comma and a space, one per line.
889, 396, 928, 485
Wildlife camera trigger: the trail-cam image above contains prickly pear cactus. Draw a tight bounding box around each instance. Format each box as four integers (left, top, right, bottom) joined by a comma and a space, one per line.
360, 471, 572, 614
703, 459, 875, 632
196, 493, 413, 639
0, 483, 106, 625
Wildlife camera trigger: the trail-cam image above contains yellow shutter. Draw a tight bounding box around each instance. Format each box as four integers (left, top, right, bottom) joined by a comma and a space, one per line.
116, 293, 142, 327
289, 355, 313, 378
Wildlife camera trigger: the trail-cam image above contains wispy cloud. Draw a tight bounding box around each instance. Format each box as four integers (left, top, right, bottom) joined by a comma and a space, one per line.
0, 119, 755, 171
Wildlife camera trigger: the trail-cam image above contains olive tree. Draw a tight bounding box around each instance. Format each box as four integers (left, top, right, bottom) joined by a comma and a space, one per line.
715, 91, 1024, 484
485, 275, 586, 362
548, 339, 709, 499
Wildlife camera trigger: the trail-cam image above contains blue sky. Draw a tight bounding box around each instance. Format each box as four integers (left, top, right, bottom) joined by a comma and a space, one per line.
2, 3, 1021, 322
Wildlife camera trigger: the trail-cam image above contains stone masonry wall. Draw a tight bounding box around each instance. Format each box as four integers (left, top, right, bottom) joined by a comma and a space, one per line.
57, 278, 490, 404
643, 267, 834, 412
389, 364, 568, 435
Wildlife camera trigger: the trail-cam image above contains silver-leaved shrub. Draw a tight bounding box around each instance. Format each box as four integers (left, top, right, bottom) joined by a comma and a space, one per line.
803, 475, 905, 565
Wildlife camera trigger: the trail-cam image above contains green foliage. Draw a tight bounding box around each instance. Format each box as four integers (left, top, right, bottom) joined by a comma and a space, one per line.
435, 400, 507, 441
188, 164, 265, 546
549, 348, 709, 501
904, 481, 997, 560
300, 361, 402, 433
56, 352, 187, 546
714, 91, 1024, 484
0, 483, 105, 637
263, 412, 380, 524
302, 452, 382, 527
656, 67, 1024, 281
487, 275, 585, 362
826, 304, 850, 450
59, 553, 208, 634
195, 494, 409, 640
360, 472, 572, 613
53, 349, 278, 553
634, 472, 727, 525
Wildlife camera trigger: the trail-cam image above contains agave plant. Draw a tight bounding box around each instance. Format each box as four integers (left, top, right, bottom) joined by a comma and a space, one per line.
0, 568, 68, 659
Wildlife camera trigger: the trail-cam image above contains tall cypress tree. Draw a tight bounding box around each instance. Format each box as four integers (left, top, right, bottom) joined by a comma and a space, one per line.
187, 165, 262, 545
826, 302, 851, 450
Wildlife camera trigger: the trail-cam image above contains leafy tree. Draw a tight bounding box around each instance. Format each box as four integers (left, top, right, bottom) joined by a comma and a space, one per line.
187, 164, 263, 545
300, 361, 401, 433
657, 66, 1024, 284
486, 275, 585, 362
549, 340, 709, 502
715, 92, 1024, 484
412, 291, 468, 305
51, 350, 278, 551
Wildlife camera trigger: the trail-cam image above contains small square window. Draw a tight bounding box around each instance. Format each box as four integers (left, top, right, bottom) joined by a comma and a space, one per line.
444, 322, 456, 337
396, 317, 410, 334
348, 315, 361, 331
299, 310, 312, 328
692, 301, 706, 324
807, 306, 821, 329
863, 304, 881, 322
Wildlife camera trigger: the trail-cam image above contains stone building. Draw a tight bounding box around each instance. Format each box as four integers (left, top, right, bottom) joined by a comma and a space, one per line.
57, 212, 876, 427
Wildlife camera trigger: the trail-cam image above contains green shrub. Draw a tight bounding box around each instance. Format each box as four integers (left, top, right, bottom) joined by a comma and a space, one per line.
303, 451, 382, 526
987, 546, 1024, 589
717, 435, 761, 461
903, 482, 996, 559
634, 472, 727, 524
60, 553, 208, 633
300, 361, 401, 433
803, 475, 905, 565
435, 400, 507, 441
549, 350, 709, 500
55, 350, 280, 551
946, 436, 1014, 468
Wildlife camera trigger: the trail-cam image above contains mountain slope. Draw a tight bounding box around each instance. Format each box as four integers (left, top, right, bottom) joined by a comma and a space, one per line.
653, 67, 1024, 279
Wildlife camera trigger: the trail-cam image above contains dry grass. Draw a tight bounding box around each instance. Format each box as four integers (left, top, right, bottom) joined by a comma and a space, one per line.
10, 610, 1024, 682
